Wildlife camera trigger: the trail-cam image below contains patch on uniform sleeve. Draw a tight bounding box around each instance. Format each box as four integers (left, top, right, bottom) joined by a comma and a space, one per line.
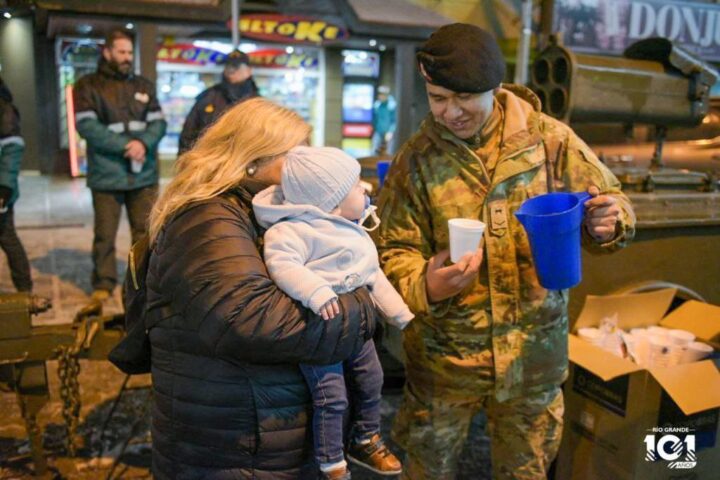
134, 92, 150, 103
204, 104, 215, 114
489, 200, 507, 236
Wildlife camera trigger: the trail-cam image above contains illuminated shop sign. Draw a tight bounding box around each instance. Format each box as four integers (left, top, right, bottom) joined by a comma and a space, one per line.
228, 14, 349, 44
157, 44, 319, 70
555, 0, 720, 61
250, 48, 319, 69
157, 44, 226, 65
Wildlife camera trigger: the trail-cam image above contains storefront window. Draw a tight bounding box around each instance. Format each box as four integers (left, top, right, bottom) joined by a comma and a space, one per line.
56, 37, 103, 174
340, 50, 379, 158
157, 39, 325, 156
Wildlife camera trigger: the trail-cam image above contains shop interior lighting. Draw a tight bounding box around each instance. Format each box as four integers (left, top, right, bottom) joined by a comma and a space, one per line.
126, 23, 134, 30
192, 40, 234, 54
179, 84, 201, 97
286, 46, 295, 54
3, 12, 11, 19
368, 39, 377, 47
379, 44, 387, 52
76, 24, 93, 34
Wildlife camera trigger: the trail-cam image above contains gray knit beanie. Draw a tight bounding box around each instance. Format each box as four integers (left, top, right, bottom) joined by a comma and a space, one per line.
281, 146, 361, 212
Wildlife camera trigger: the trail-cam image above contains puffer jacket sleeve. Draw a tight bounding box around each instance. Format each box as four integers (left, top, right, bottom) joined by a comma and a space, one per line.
73, 78, 131, 155
553, 124, 636, 254
153, 197, 375, 366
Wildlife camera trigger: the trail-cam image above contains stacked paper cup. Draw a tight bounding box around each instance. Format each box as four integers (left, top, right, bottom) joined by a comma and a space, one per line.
629, 328, 651, 366
667, 329, 695, 366
682, 341, 714, 363
649, 334, 673, 368
577, 328, 604, 348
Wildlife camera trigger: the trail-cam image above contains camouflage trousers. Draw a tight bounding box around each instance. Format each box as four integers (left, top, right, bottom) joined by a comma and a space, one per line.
392, 380, 564, 479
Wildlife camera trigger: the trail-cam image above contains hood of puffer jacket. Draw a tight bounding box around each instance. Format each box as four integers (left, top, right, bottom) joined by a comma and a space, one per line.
252, 185, 348, 229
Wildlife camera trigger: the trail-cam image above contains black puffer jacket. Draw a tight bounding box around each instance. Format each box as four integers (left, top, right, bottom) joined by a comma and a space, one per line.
146, 178, 376, 479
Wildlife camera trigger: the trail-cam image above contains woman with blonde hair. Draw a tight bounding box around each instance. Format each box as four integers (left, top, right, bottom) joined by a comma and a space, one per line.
145, 98, 377, 480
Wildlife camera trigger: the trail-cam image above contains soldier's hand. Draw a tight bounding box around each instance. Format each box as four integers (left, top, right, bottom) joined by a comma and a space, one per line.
124, 140, 147, 162
584, 185, 620, 243
425, 248, 483, 303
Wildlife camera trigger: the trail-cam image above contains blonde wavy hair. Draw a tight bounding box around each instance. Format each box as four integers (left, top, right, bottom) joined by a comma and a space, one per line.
148, 97, 311, 242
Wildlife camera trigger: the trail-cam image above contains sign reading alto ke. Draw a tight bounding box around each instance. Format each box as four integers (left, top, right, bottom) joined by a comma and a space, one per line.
228, 14, 349, 44
554, 0, 720, 62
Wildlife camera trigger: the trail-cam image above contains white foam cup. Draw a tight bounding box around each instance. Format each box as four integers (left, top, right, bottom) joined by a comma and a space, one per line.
448, 219, 486, 263
649, 335, 672, 368
626, 329, 650, 366
648, 326, 670, 338
630, 328, 648, 337
578, 327, 604, 347
682, 341, 714, 363
668, 329, 695, 346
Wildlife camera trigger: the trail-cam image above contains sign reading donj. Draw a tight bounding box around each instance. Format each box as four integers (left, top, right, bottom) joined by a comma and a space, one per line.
554, 0, 720, 61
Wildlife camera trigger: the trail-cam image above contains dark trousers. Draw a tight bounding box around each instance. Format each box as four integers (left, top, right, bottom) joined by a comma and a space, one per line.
0, 207, 32, 291
91, 185, 158, 291
300, 339, 384, 465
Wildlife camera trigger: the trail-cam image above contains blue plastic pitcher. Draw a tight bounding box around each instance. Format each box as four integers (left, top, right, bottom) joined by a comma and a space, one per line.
514, 191, 592, 290
377, 160, 391, 188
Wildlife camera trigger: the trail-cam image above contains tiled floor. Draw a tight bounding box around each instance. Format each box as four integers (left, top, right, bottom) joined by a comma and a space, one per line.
1, 175, 141, 324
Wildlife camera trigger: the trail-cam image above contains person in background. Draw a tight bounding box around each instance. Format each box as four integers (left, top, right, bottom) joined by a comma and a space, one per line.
0, 76, 32, 293
377, 23, 636, 479
74, 29, 166, 301
371, 85, 396, 155
178, 49, 258, 154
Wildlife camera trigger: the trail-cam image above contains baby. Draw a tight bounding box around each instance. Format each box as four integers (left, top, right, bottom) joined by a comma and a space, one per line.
253, 146, 412, 480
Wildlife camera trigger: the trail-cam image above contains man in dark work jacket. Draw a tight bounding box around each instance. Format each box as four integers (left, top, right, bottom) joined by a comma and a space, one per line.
178, 50, 259, 154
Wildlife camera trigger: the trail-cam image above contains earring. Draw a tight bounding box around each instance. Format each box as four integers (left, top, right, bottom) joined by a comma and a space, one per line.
246, 162, 257, 176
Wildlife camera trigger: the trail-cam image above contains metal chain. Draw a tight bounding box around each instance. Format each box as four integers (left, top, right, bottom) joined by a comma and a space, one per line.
57, 343, 82, 456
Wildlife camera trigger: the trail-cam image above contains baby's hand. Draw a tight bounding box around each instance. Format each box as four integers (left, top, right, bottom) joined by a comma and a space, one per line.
319, 298, 340, 320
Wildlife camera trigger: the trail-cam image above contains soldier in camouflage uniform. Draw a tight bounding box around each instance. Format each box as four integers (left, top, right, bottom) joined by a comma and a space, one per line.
376, 24, 636, 479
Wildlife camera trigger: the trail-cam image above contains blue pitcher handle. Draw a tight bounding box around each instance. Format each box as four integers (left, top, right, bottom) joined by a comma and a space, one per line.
572, 191, 592, 205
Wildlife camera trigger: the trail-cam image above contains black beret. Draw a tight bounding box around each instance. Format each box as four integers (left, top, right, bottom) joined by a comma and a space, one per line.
222, 49, 250, 68
417, 23, 506, 93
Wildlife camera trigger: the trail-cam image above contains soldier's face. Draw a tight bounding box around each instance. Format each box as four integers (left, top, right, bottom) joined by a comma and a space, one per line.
103, 38, 134, 75
426, 83, 496, 140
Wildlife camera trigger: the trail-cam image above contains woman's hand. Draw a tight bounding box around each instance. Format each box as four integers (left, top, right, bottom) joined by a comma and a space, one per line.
319, 298, 340, 320
425, 248, 483, 303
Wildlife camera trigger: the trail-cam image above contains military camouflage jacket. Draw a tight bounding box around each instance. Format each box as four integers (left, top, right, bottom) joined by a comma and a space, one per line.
377, 84, 635, 401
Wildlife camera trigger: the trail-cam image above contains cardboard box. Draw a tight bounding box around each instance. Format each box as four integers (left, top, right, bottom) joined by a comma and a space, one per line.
556, 289, 720, 480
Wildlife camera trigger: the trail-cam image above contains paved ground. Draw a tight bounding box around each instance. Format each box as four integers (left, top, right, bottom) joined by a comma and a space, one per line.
0, 175, 493, 479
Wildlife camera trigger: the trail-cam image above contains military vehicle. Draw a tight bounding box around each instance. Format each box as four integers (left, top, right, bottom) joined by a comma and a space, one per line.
0, 294, 125, 478
528, 37, 720, 318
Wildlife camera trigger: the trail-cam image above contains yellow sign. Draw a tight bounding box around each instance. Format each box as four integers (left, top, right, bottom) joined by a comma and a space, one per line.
230, 14, 349, 44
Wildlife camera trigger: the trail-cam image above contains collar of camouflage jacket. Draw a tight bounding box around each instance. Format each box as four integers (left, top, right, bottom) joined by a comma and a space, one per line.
423, 83, 547, 186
